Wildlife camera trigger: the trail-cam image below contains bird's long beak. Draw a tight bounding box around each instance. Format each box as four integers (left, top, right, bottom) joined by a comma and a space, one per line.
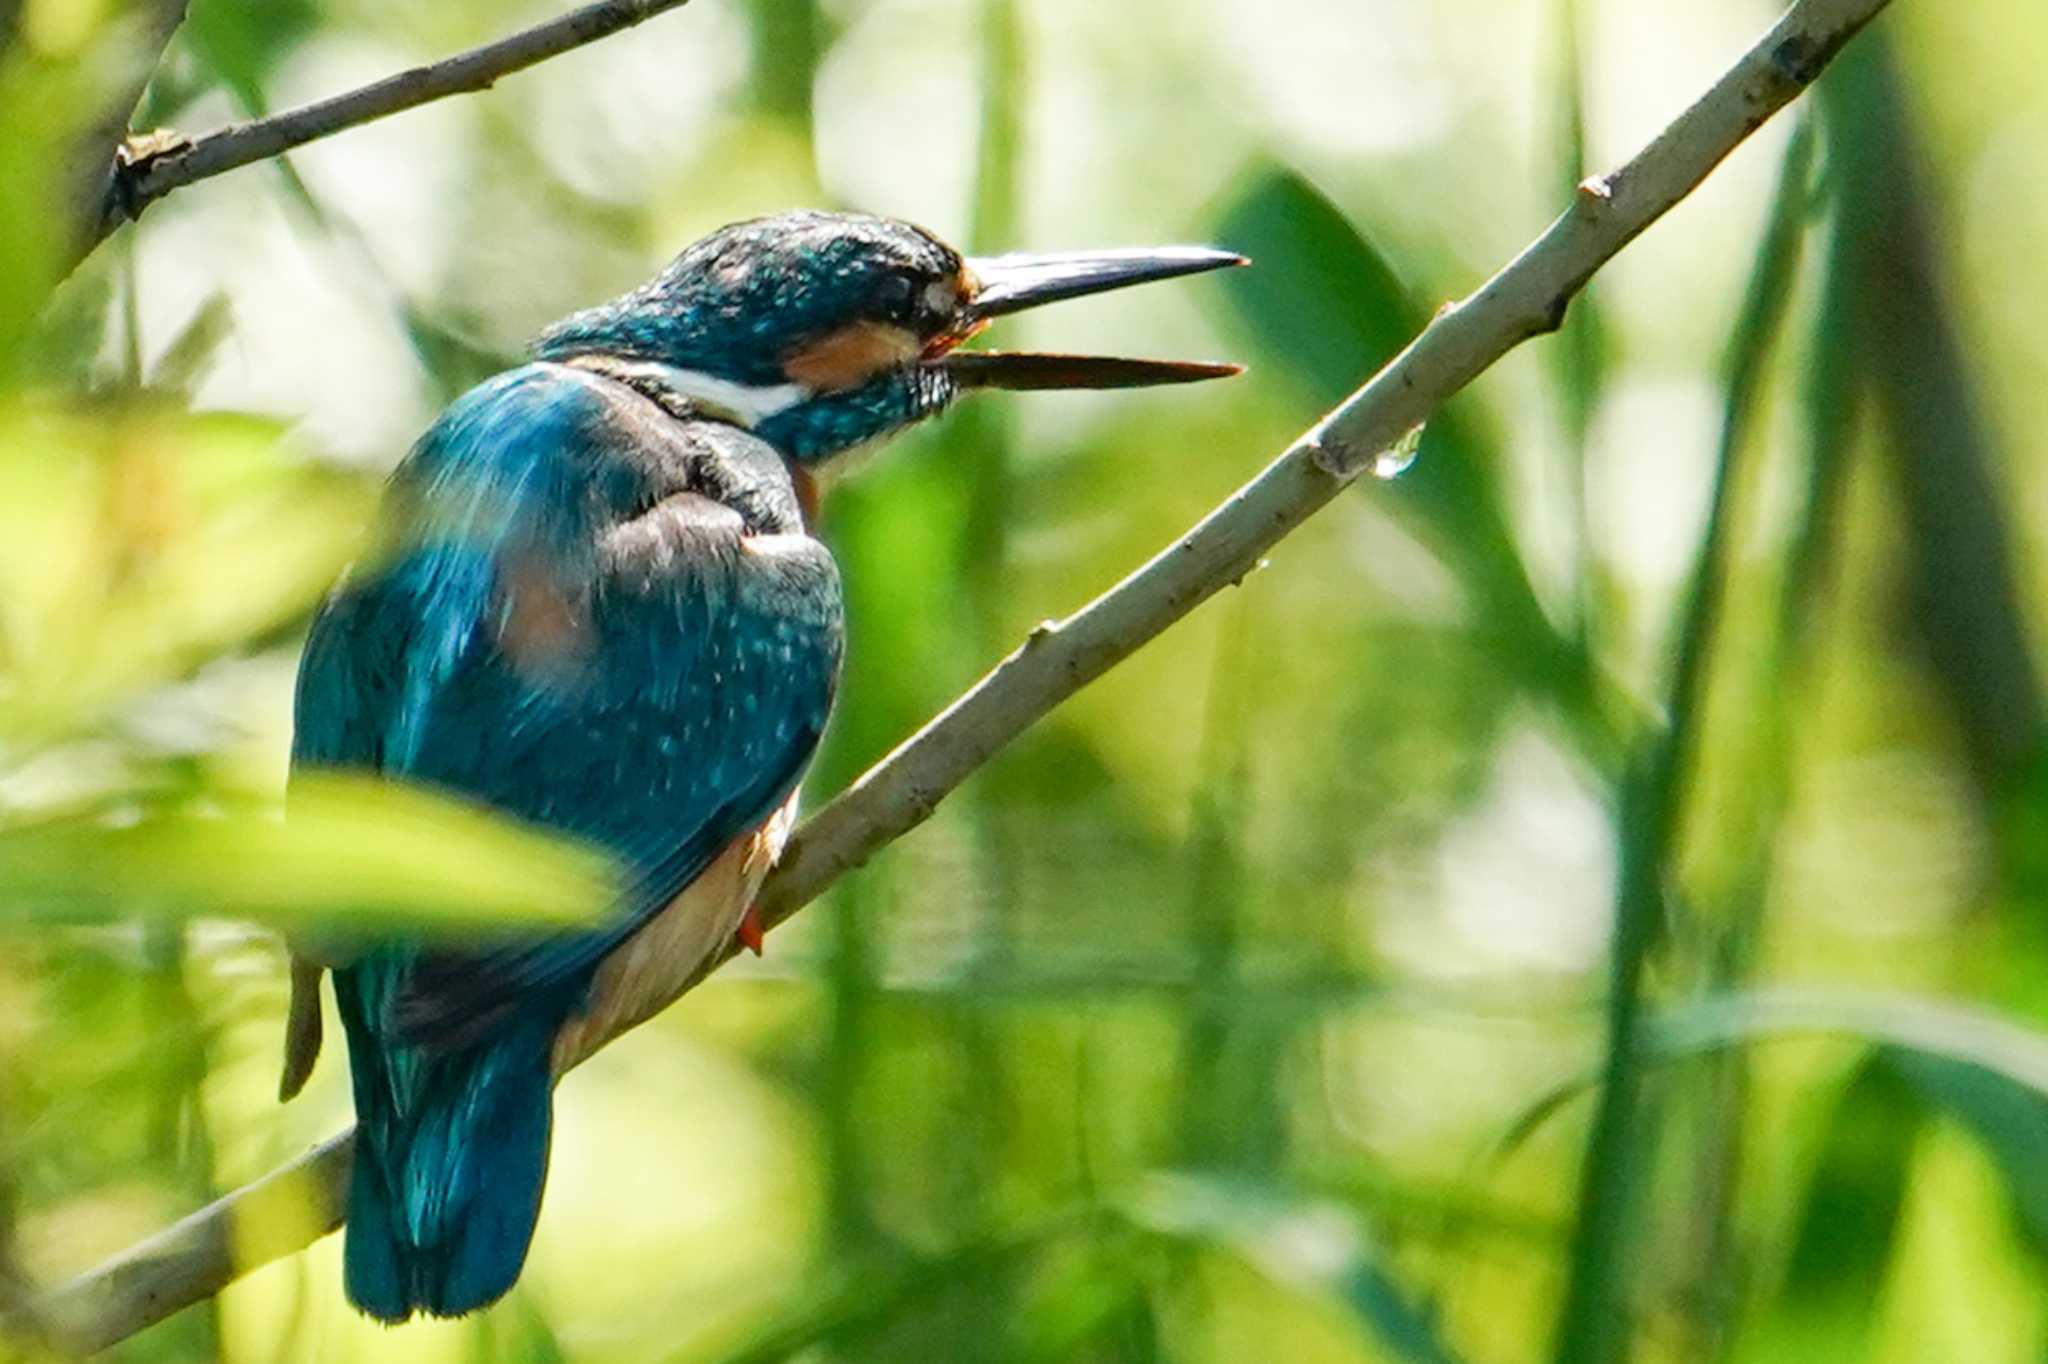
942, 351, 1242, 390
940, 246, 1247, 391
966, 247, 1247, 318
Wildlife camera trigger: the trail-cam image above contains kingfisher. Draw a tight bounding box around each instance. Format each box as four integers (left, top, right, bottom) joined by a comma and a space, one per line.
279, 210, 1243, 1322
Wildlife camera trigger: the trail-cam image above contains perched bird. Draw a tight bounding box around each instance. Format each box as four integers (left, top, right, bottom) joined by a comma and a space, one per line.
282, 210, 1242, 1322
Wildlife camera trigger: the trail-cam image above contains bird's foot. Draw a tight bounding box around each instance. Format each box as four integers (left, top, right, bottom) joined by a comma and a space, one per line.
736, 903, 766, 956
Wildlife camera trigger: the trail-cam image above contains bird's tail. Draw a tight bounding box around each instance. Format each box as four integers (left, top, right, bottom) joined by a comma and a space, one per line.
335, 963, 557, 1322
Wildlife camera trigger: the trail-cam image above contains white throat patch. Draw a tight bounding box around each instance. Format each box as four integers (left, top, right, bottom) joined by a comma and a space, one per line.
570, 357, 808, 429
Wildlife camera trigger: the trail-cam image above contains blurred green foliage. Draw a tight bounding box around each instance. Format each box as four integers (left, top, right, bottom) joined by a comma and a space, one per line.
6, 1, 2048, 1362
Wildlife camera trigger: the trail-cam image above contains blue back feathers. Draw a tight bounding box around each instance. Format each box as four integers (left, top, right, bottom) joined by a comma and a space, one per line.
294, 362, 843, 1319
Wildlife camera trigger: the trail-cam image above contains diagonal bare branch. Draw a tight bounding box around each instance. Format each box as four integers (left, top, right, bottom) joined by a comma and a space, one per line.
81, 0, 696, 257
756, 0, 1894, 930
29, 0, 1894, 1350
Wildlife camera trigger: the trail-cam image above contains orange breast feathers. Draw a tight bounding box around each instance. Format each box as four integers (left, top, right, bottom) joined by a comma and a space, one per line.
551, 791, 800, 1073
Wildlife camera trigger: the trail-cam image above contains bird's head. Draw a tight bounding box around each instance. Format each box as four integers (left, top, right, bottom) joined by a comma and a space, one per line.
534, 210, 1243, 465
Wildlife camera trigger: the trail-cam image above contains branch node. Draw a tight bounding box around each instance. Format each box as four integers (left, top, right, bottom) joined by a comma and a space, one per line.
1306, 431, 1365, 482
1770, 25, 1852, 85
99, 128, 193, 232
1539, 292, 1575, 336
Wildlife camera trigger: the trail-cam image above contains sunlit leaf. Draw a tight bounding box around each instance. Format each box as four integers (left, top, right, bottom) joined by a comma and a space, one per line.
0, 770, 616, 934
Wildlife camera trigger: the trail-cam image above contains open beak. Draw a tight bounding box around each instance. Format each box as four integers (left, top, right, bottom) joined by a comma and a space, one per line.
939, 246, 1247, 391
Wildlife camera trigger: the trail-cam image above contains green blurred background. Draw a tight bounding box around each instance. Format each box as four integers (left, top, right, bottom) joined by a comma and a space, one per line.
6, 0, 2048, 1360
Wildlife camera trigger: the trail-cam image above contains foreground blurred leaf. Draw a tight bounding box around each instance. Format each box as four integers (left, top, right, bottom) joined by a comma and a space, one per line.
0, 402, 376, 744
0, 771, 615, 933
1131, 1173, 1464, 1364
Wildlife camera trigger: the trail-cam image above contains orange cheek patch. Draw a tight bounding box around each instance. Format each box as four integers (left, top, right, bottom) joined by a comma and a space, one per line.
782, 321, 921, 392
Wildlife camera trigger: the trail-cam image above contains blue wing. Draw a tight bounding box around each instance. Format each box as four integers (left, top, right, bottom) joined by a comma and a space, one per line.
294, 363, 842, 1048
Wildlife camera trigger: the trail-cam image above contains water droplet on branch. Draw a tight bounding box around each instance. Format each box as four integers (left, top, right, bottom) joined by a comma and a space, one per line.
1373, 423, 1425, 480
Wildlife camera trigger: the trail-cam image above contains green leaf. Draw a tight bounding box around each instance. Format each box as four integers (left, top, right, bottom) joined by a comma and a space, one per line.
1212, 165, 1421, 407
1882, 1047, 2048, 1255
0, 771, 616, 934
1495, 987, 2048, 1159
1129, 1173, 1465, 1364
1756, 1060, 1920, 1361
1211, 164, 1588, 724
147, 292, 236, 398
176, 0, 321, 114
747, 0, 831, 138
0, 52, 99, 374
1002, 1236, 1157, 1364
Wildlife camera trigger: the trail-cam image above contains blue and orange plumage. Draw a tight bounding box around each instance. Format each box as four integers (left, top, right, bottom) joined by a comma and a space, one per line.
283, 211, 1242, 1321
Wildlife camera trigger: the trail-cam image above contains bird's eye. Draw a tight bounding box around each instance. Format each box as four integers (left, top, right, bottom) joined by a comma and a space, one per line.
874, 275, 918, 320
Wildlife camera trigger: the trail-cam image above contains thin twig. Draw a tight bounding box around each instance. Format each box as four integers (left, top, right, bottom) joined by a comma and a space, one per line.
84, 0, 695, 254
32, 0, 1893, 1349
